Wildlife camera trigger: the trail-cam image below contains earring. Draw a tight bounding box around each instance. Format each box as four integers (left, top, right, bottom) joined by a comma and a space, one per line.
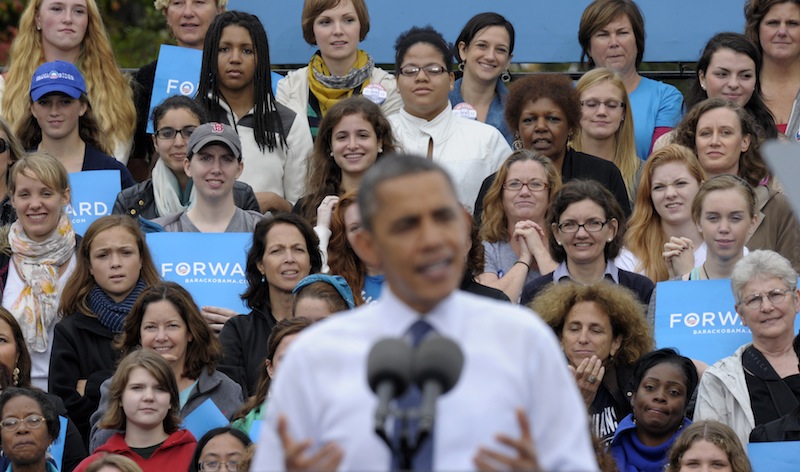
608, 238, 613, 242
556, 240, 563, 246
458, 62, 465, 72
36, 25, 41, 31
329, 151, 334, 157
500, 70, 512, 83
378, 147, 383, 153
700, 83, 706, 91
12, 366, 19, 386
512, 135, 524, 151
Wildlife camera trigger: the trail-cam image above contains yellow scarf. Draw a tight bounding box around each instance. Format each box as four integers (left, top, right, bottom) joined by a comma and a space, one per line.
308, 50, 373, 116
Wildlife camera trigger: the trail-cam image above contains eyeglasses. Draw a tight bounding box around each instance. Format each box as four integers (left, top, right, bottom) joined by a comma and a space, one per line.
503, 179, 548, 192
0, 138, 8, 154
580, 99, 624, 111
557, 219, 610, 233
742, 288, 792, 310
154, 126, 197, 140
199, 461, 239, 471
398, 64, 448, 77
0, 415, 46, 432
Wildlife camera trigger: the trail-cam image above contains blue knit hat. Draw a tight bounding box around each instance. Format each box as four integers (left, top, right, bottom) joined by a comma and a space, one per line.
292, 274, 356, 309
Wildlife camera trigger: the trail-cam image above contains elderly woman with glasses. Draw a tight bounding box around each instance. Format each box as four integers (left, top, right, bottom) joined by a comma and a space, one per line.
695, 250, 800, 446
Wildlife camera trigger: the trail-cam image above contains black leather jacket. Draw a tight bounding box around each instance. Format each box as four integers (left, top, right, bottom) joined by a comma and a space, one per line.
112, 179, 260, 219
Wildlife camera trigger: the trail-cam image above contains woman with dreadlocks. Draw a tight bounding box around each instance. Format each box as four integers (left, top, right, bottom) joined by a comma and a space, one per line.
196, 11, 313, 214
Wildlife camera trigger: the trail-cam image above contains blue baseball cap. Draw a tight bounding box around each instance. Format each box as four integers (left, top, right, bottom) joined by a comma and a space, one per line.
293, 274, 356, 309
30, 61, 87, 101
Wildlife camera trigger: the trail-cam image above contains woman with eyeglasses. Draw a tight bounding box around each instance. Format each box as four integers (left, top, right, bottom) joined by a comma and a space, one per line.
477, 150, 559, 302
0, 387, 64, 472
390, 25, 511, 210
114, 96, 258, 220
520, 179, 654, 307
189, 427, 251, 472
573, 68, 641, 207
695, 250, 800, 446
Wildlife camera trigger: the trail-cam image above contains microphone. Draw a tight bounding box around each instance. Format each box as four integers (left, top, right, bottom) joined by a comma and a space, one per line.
412, 337, 464, 434
367, 338, 414, 436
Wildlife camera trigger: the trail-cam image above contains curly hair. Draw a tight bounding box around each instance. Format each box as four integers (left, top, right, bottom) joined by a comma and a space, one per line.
297, 97, 398, 224
578, 0, 646, 69
625, 144, 706, 282
2, 0, 135, 159
394, 26, 453, 74
667, 420, 753, 472
673, 98, 768, 186
505, 74, 582, 137
479, 150, 561, 243
530, 281, 653, 365
548, 179, 626, 263
240, 214, 323, 312
327, 190, 366, 305
58, 215, 161, 318
301, 0, 370, 46
572, 68, 639, 200
685, 32, 776, 140
117, 282, 222, 380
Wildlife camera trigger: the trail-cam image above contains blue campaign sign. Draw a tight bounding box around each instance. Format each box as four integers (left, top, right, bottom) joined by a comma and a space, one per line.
146, 232, 250, 313
183, 398, 229, 441
148, 45, 203, 133
654, 279, 800, 365
230, 0, 743, 64
66, 170, 120, 236
748, 441, 800, 472
48, 416, 68, 471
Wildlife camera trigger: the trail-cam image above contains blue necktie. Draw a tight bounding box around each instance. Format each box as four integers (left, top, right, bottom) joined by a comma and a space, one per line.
391, 320, 435, 471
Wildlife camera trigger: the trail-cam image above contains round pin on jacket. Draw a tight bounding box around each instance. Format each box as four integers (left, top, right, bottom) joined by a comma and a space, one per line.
453, 102, 478, 120
362, 83, 387, 105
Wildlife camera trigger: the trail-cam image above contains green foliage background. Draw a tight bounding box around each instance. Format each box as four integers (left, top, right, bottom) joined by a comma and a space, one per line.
0, 0, 170, 68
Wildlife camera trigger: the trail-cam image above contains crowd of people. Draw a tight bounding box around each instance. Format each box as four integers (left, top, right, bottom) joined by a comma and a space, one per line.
0, 0, 798, 470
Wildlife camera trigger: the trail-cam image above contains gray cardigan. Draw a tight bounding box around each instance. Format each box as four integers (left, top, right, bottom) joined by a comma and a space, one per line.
88, 368, 244, 452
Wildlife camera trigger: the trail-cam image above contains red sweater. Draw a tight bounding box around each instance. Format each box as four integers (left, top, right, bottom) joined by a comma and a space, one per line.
73, 429, 197, 472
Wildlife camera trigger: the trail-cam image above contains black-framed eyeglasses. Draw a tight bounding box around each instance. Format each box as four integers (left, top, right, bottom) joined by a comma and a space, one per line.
199, 460, 239, 471
503, 179, 548, 192
0, 138, 8, 154
154, 126, 196, 140
742, 288, 792, 310
0, 415, 46, 432
557, 219, 610, 233
398, 64, 448, 77
580, 99, 624, 111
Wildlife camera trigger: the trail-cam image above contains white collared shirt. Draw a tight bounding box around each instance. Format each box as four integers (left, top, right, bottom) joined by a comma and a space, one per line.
251, 288, 599, 471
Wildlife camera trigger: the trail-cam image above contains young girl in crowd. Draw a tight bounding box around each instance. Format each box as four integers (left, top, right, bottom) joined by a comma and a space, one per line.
89, 282, 243, 451
196, 10, 313, 213
1, 0, 135, 163
277, 0, 402, 137
292, 273, 355, 320
0, 152, 78, 390
50, 215, 161, 444
75, 350, 197, 471
114, 96, 259, 219
15, 61, 135, 190
450, 12, 516, 144
573, 68, 640, 205
231, 317, 313, 438
0, 118, 25, 226
609, 348, 699, 472
667, 420, 753, 472
328, 191, 382, 305
219, 214, 322, 396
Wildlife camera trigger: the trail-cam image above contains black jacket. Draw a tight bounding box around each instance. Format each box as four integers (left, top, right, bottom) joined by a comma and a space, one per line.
750, 404, 800, 442
112, 178, 260, 220
48, 313, 119, 447
218, 307, 276, 397
520, 268, 654, 306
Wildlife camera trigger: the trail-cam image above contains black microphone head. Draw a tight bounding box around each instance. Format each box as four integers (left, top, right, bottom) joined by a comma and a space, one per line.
367, 338, 413, 395
412, 337, 464, 394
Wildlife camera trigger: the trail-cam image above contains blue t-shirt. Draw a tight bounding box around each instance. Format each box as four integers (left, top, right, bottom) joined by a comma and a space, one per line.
629, 77, 683, 159
362, 273, 384, 304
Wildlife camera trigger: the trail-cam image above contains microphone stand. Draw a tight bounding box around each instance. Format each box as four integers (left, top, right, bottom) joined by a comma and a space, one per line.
375, 408, 431, 471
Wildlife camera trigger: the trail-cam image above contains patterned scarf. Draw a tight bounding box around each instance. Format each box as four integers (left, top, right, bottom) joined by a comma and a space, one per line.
88, 279, 147, 334
308, 49, 374, 116
9, 214, 75, 352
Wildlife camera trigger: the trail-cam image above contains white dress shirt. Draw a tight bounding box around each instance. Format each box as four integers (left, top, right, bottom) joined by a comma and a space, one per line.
251, 288, 599, 471
389, 105, 511, 212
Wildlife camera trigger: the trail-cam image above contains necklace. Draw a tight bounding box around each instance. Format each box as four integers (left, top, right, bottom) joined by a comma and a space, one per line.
702, 263, 711, 280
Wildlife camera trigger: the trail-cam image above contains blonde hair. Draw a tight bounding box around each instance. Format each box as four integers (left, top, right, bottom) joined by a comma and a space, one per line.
2, 0, 136, 156
625, 144, 706, 282
85, 454, 143, 472
573, 68, 639, 201
9, 151, 70, 198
